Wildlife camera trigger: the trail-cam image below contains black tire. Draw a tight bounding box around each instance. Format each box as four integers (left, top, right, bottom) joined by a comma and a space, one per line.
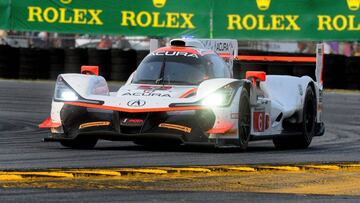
0, 46, 19, 79
64, 48, 87, 73
49, 49, 65, 80
273, 86, 316, 149
238, 88, 251, 151
110, 49, 137, 81
136, 50, 149, 66
60, 136, 98, 149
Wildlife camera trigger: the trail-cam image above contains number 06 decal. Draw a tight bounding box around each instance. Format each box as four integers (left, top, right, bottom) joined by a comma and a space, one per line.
253, 112, 265, 132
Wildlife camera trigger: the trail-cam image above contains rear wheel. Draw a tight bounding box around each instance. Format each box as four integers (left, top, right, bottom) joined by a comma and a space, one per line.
273, 86, 316, 149
238, 88, 251, 151
60, 136, 98, 149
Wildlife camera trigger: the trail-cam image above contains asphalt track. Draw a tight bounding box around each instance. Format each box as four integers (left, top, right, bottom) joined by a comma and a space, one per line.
1, 80, 360, 169
2, 189, 360, 203
0, 80, 360, 202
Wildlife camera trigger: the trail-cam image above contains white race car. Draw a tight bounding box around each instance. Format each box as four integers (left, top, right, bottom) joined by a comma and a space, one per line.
40, 39, 325, 150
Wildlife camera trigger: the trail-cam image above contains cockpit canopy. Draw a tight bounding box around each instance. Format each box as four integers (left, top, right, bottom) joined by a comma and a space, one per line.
132, 49, 231, 86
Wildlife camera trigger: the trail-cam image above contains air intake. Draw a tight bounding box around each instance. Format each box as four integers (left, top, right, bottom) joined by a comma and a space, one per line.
170, 40, 186, 47
170, 39, 205, 49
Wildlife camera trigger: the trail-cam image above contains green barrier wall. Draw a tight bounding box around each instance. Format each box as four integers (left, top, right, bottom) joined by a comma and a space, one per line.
214, 0, 360, 40
2, 0, 210, 37
1, 0, 360, 40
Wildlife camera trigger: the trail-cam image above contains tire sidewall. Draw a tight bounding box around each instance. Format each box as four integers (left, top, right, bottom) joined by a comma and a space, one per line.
238, 88, 251, 150
302, 86, 316, 144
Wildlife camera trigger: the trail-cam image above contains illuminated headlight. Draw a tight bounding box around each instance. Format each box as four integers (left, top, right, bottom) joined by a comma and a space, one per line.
201, 85, 236, 107
60, 91, 78, 101
53, 76, 103, 105
202, 93, 225, 106
54, 76, 80, 102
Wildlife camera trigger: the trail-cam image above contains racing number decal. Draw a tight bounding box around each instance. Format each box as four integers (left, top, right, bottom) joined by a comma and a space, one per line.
253, 112, 265, 132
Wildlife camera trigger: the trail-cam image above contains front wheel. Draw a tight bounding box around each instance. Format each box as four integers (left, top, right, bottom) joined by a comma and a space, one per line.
273, 85, 316, 149
60, 136, 98, 149
238, 88, 251, 151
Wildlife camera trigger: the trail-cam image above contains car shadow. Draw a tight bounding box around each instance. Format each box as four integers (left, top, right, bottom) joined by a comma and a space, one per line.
51, 140, 325, 154
91, 142, 306, 154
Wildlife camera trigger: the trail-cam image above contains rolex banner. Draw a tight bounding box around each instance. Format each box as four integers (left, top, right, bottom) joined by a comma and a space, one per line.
213, 0, 360, 40
0, 0, 211, 37
0, 0, 360, 40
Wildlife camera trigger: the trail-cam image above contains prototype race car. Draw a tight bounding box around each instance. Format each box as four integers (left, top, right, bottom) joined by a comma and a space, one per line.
40, 39, 325, 150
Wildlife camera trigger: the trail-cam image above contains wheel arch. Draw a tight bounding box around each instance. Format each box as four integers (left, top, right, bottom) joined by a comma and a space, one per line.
297, 80, 317, 124
243, 80, 252, 96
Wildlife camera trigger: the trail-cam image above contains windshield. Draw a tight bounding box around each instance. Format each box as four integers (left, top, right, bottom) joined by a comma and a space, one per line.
132, 51, 210, 85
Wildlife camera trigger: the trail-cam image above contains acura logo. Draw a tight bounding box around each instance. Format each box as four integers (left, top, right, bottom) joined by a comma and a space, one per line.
127, 100, 146, 107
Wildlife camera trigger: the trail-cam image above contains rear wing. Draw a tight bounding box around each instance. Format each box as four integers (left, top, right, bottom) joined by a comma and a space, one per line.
315, 43, 324, 88
198, 39, 238, 71
236, 43, 324, 88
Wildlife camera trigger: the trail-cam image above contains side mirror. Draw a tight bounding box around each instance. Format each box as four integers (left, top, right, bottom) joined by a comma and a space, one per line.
245, 71, 266, 87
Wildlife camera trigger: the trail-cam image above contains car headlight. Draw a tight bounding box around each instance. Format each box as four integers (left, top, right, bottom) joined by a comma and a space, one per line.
53, 76, 104, 104
201, 93, 224, 106
201, 85, 236, 107
54, 76, 81, 102
60, 90, 79, 101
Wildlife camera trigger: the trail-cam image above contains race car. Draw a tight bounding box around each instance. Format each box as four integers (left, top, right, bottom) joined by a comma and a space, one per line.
40, 38, 325, 150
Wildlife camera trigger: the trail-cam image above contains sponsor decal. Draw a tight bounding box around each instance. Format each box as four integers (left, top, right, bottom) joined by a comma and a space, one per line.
122, 92, 172, 97
121, 118, 144, 125
124, 118, 144, 123
153, 0, 167, 8
219, 0, 360, 39
120, 11, 195, 29
215, 42, 232, 52
317, 15, 360, 31
227, 0, 299, 32
159, 123, 192, 133
152, 51, 199, 58
227, 14, 300, 31
28, 0, 103, 25
121, 1, 195, 30
200, 40, 236, 55
79, 121, 110, 129
127, 100, 146, 107
347, 0, 360, 11
256, 0, 271, 11
315, 1, 360, 31
253, 111, 265, 132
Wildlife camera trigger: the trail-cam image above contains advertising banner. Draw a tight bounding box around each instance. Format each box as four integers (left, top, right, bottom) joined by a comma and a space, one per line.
213, 0, 360, 40
0, 0, 10, 28
0, 0, 360, 40
4, 0, 211, 37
